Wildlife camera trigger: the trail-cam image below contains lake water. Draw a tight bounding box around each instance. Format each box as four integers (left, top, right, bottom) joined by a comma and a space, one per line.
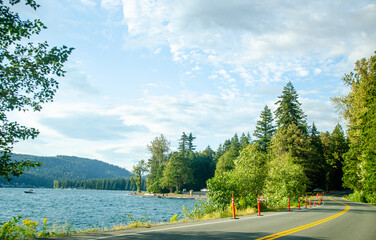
0, 188, 201, 230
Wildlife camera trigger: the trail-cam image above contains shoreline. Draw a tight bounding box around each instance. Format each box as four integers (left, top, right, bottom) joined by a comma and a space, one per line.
130, 192, 208, 200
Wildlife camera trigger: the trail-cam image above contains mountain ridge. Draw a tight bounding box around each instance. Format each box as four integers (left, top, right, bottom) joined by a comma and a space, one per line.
0, 153, 132, 188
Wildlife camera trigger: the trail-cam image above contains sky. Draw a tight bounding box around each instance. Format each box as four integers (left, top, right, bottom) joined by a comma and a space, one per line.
8, 0, 376, 171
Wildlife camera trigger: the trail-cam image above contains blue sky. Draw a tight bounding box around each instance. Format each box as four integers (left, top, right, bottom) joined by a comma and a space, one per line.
9, 0, 376, 170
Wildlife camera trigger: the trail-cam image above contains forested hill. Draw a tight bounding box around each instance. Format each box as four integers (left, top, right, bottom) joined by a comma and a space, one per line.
0, 154, 132, 188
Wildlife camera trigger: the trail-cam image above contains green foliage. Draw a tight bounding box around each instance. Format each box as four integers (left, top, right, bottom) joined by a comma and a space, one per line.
53, 178, 142, 191
131, 159, 148, 193
207, 171, 235, 210
321, 124, 349, 190
0, 215, 44, 240
264, 153, 307, 207
270, 124, 321, 190
253, 105, 276, 151
208, 145, 267, 209
214, 146, 237, 175
146, 134, 170, 192
125, 214, 151, 228
182, 201, 216, 221
147, 180, 163, 193
187, 149, 216, 190
161, 152, 193, 192
0, 0, 73, 181
274, 81, 306, 131
334, 51, 376, 203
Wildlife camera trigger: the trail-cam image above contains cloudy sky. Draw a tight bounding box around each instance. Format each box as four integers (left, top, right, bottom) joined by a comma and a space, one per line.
9, 0, 376, 170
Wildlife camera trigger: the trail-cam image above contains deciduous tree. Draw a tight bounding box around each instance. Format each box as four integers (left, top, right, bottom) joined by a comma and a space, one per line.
0, 0, 73, 180
131, 159, 148, 193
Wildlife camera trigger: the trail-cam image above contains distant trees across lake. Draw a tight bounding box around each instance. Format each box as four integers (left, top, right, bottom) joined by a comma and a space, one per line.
53, 178, 146, 191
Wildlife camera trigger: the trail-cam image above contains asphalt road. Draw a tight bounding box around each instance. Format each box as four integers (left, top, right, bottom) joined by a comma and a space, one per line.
48, 193, 376, 240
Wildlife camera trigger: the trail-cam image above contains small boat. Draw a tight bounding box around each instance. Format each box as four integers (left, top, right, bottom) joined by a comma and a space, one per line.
24, 189, 35, 194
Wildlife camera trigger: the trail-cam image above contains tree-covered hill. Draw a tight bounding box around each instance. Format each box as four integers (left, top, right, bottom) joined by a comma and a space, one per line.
0, 154, 132, 188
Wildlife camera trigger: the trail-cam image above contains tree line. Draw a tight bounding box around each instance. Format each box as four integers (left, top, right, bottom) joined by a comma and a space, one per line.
53, 178, 145, 191
134, 80, 351, 208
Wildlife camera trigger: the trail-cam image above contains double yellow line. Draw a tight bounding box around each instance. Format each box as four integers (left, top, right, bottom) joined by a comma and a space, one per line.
256, 197, 350, 240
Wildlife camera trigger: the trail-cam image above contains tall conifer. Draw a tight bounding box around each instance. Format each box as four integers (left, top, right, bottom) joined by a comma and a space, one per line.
253, 105, 276, 151
274, 82, 306, 131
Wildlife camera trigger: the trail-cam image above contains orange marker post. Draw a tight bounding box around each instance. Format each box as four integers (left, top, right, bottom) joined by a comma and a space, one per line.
232, 195, 236, 219
288, 196, 290, 211
299, 197, 301, 210
305, 196, 307, 208
257, 196, 261, 216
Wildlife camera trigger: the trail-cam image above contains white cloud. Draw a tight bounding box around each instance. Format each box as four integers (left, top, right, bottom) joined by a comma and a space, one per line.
120, 0, 376, 84
79, 0, 97, 7
101, 0, 122, 10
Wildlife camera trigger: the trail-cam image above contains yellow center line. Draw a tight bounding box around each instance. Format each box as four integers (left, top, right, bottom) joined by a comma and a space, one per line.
256, 196, 350, 240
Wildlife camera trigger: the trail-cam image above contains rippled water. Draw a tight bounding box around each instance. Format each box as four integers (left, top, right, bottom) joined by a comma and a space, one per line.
0, 188, 200, 229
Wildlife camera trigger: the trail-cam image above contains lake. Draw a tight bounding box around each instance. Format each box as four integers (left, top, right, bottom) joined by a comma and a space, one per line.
0, 188, 201, 230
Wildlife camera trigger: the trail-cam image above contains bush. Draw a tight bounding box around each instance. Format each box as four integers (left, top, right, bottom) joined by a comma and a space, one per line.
0, 216, 44, 240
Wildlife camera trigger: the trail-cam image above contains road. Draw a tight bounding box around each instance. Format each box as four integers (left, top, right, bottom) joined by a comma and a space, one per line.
47, 193, 376, 240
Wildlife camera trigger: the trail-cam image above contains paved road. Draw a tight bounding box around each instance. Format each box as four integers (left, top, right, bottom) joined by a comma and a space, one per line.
48, 193, 376, 240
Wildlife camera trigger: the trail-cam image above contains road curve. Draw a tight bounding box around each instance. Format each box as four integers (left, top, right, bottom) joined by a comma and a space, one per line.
46, 193, 376, 240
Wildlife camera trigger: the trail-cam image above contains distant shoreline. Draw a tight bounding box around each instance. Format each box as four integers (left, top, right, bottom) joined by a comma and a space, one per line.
130, 192, 208, 200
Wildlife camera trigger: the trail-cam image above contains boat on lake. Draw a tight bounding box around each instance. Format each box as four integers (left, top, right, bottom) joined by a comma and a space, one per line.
24, 189, 35, 194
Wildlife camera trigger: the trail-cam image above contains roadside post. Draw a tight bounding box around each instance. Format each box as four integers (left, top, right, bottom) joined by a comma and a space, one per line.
299, 197, 301, 210
305, 196, 307, 208
288, 196, 290, 211
257, 196, 261, 216
232, 195, 236, 219
309, 196, 311, 207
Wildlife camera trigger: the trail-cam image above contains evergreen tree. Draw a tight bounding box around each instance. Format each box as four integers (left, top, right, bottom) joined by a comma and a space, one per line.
274, 82, 306, 131
253, 105, 276, 151
178, 132, 188, 153
187, 133, 196, 151
214, 133, 242, 175
307, 123, 327, 189
321, 124, 349, 190
334, 51, 376, 202
161, 152, 192, 193
240, 133, 250, 148
270, 124, 317, 190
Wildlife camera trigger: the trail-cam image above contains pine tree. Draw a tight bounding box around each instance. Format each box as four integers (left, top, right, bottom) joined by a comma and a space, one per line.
178, 132, 188, 153
274, 82, 306, 131
307, 123, 327, 189
321, 124, 349, 190
187, 133, 196, 151
253, 105, 276, 152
